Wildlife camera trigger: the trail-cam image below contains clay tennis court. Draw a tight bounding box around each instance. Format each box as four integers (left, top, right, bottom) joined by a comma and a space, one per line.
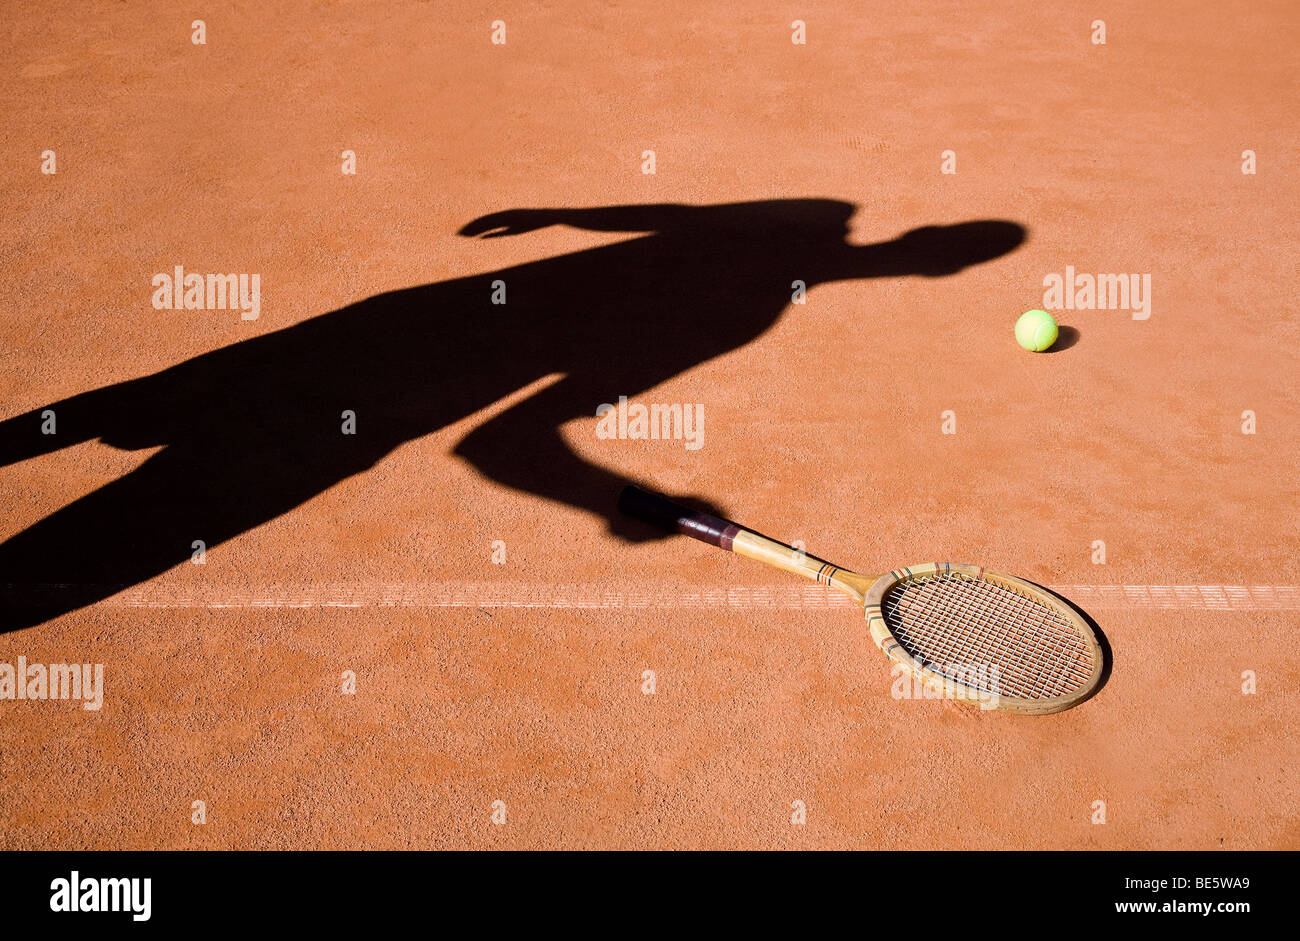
2, 2, 1296, 850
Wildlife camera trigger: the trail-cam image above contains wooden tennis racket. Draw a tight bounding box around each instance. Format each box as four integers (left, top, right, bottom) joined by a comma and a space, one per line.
619, 485, 1103, 714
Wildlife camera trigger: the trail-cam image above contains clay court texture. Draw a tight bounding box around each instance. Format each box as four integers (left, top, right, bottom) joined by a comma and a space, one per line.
1, 2, 1296, 849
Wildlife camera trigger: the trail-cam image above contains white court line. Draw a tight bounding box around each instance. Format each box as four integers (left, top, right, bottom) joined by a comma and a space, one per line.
91, 583, 1300, 611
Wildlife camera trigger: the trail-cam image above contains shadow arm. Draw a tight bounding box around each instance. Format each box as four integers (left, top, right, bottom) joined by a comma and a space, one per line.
459, 204, 695, 239
451, 376, 714, 540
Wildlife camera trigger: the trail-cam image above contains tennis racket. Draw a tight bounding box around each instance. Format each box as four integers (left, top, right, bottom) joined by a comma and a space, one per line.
619, 485, 1103, 714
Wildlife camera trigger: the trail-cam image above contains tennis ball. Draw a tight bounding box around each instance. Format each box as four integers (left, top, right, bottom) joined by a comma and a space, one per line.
1015, 309, 1058, 352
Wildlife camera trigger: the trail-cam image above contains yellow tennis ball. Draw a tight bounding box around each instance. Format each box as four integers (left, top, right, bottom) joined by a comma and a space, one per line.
1015, 309, 1058, 352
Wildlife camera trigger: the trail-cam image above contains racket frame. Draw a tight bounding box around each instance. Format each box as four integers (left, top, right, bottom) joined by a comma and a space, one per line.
864, 562, 1103, 715
618, 486, 1104, 714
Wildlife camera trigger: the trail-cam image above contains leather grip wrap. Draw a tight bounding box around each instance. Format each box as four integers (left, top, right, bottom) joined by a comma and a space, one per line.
618, 485, 740, 550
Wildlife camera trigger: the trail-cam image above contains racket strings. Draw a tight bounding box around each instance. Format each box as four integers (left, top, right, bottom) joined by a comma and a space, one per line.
881, 573, 1094, 700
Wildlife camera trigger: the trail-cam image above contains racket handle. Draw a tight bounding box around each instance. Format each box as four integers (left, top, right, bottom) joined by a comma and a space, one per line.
618, 485, 741, 550
619, 485, 869, 603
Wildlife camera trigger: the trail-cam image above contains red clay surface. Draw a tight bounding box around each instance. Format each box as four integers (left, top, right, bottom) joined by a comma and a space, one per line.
1, 2, 1297, 849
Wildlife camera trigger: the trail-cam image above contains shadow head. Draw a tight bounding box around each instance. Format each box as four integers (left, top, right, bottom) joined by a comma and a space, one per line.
898, 220, 1028, 276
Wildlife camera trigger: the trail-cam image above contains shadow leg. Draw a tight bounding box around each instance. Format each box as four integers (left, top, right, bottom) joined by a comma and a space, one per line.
0, 440, 375, 633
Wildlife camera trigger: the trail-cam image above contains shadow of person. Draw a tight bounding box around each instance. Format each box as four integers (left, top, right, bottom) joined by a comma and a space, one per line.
0, 200, 1026, 632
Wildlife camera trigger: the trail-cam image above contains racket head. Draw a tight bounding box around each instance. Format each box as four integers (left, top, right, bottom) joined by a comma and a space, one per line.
864, 563, 1103, 715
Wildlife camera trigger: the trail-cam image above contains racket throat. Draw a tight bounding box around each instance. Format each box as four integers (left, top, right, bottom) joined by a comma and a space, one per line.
729, 531, 871, 605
